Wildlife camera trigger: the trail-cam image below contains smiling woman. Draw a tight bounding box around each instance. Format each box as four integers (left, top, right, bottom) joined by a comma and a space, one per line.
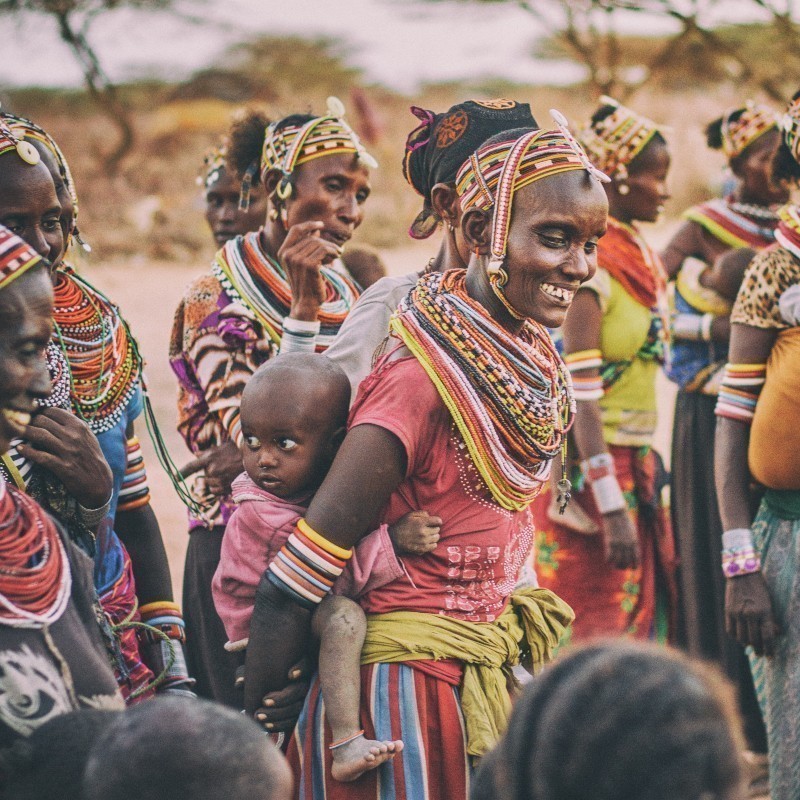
242, 120, 606, 800
168, 97, 374, 707
0, 227, 123, 753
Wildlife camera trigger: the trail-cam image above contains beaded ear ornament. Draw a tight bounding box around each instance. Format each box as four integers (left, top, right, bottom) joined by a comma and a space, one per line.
781, 94, 800, 165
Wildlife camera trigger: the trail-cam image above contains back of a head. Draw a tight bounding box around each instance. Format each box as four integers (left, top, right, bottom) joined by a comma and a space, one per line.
1, 709, 119, 800
474, 642, 744, 800
82, 698, 292, 800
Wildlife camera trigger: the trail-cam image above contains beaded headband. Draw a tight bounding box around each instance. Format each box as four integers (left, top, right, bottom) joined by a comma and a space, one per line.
0, 225, 43, 290
198, 145, 227, 192
261, 96, 377, 201
780, 94, 800, 167
720, 102, 778, 160
579, 96, 660, 182
456, 111, 609, 270
1, 113, 89, 253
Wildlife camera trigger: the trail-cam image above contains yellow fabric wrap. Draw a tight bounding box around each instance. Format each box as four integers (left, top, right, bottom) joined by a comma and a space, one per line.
360, 587, 574, 757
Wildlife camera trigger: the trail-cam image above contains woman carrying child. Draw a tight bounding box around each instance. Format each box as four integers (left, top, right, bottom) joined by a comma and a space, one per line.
714, 90, 800, 800
169, 100, 373, 705
661, 104, 785, 758
532, 99, 677, 642
243, 120, 607, 799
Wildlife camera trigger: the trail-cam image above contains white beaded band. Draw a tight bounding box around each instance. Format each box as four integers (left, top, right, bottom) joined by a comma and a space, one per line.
700, 313, 714, 342
280, 317, 321, 354
722, 527, 755, 551
589, 474, 627, 515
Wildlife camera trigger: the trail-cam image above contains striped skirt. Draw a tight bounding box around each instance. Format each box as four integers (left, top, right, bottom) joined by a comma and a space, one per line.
288, 662, 471, 800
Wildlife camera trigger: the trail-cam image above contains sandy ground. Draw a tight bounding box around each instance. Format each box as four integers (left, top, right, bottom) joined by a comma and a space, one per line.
83, 243, 677, 601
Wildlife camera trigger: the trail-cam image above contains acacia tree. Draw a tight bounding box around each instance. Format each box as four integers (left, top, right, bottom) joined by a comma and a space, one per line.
422, 0, 799, 101
0, 0, 177, 170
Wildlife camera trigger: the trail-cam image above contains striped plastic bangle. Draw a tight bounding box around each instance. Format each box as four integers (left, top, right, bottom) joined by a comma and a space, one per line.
267, 520, 352, 608
714, 363, 766, 424
117, 436, 151, 512
566, 348, 604, 401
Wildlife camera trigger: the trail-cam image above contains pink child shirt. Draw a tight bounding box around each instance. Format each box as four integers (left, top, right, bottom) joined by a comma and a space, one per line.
213, 473, 405, 650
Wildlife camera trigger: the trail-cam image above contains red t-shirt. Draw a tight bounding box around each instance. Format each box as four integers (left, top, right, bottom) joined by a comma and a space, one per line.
350, 355, 534, 623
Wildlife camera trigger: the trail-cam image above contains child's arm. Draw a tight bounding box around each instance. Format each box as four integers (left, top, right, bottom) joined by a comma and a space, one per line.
335, 512, 442, 598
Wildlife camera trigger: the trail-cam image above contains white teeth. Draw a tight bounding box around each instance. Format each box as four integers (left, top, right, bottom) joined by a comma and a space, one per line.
2, 410, 31, 428
541, 283, 575, 302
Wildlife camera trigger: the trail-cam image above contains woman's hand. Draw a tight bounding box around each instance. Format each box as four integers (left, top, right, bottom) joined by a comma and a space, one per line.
278, 221, 341, 322
725, 572, 780, 656
180, 440, 242, 498
252, 657, 312, 732
601, 509, 640, 570
18, 408, 112, 509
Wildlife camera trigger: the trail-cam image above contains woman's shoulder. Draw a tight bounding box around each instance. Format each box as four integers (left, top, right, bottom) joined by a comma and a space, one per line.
731, 246, 800, 329
170, 272, 226, 354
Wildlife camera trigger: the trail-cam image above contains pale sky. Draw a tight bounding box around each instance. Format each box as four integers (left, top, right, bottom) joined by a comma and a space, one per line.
0, 0, 778, 92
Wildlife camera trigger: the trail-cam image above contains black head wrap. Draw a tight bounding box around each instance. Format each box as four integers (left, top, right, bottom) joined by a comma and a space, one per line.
402, 99, 538, 238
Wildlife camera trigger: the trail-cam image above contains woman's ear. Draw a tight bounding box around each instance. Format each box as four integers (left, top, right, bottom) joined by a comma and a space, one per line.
263, 168, 282, 196
430, 183, 459, 226
462, 208, 492, 255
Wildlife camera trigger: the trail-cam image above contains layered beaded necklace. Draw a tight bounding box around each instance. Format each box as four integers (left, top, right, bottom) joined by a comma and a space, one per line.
0, 478, 71, 628
52, 267, 141, 435
212, 232, 360, 351
390, 269, 575, 512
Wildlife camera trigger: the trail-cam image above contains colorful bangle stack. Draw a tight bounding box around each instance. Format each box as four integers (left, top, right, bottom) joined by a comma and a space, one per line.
582, 452, 627, 515
721, 528, 762, 578
715, 363, 766, 424
267, 519, 352, 609
673, 312, 715, 342
117, 436, 151, 513
565, 349, 604, 401
138, 601, 195, 695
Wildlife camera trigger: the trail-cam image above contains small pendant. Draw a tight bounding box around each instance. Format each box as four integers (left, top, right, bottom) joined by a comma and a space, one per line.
556, 478, 572, 515
16, 141, 40, 165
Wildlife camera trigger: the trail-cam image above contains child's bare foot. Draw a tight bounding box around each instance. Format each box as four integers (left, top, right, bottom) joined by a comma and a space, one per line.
330, 734, 404, 782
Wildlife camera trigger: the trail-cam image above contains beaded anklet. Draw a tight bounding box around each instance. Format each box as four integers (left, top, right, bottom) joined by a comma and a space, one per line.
329, 730, 365, 751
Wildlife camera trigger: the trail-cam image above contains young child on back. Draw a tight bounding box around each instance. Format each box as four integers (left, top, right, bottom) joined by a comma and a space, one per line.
212, 353, 442, 782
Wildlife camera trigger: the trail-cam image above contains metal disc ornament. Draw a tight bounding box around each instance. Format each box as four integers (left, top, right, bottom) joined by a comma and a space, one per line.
16, 141, 40, 165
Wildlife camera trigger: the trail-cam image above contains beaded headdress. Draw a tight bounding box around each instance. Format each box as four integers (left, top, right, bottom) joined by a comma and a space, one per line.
0, 115, 41, 166
402, 99, 538, 239
579, 96, 660, 182
261, 97, 377, 201
456, 113, 609, 283
1, 113, 89, 252
199, 144, 227, 192
780, 93, 800, 167
720, 102, 778, 160
0, 225, 43, 290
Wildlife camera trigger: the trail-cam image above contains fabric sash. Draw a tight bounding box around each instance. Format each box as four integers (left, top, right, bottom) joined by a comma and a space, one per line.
360, 587, 574, 756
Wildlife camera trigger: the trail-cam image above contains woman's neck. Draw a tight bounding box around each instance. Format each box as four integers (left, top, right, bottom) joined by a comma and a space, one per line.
260, 220, 286, 260
464, 257, 525, 335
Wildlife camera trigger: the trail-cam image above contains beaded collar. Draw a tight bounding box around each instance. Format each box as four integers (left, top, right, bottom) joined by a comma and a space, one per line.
211, 232, 360, 351
52, 266, 142, 435
390, 269, 574, 512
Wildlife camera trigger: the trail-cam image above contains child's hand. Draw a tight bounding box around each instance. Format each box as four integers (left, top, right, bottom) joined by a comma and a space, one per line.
389, 511, 442, 555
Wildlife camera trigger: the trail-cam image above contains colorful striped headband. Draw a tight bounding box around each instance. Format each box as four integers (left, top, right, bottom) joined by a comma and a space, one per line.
781, 93, 800, 167
261, 96, 377, 200
0, 225, 43, 290
720, 102, 778, 160
579, 96, 660, 181
456, 111, 608, 269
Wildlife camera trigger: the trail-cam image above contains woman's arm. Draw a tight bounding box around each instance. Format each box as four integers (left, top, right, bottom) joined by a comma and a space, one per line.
115, 421, 173, 605
563, 289, 639, 569
244, 423, 407, 715
714, 322, 780, 656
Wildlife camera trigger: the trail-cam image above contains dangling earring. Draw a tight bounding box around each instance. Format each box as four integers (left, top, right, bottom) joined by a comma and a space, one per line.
617, 183, 630, 195
280, 207, 288, 226
488, 259, 525, 320
268, 207, 279, 221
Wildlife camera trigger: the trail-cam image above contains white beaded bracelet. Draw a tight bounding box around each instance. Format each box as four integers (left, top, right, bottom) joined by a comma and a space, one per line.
700, 313, 714, 342
589, 474, 627, 515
